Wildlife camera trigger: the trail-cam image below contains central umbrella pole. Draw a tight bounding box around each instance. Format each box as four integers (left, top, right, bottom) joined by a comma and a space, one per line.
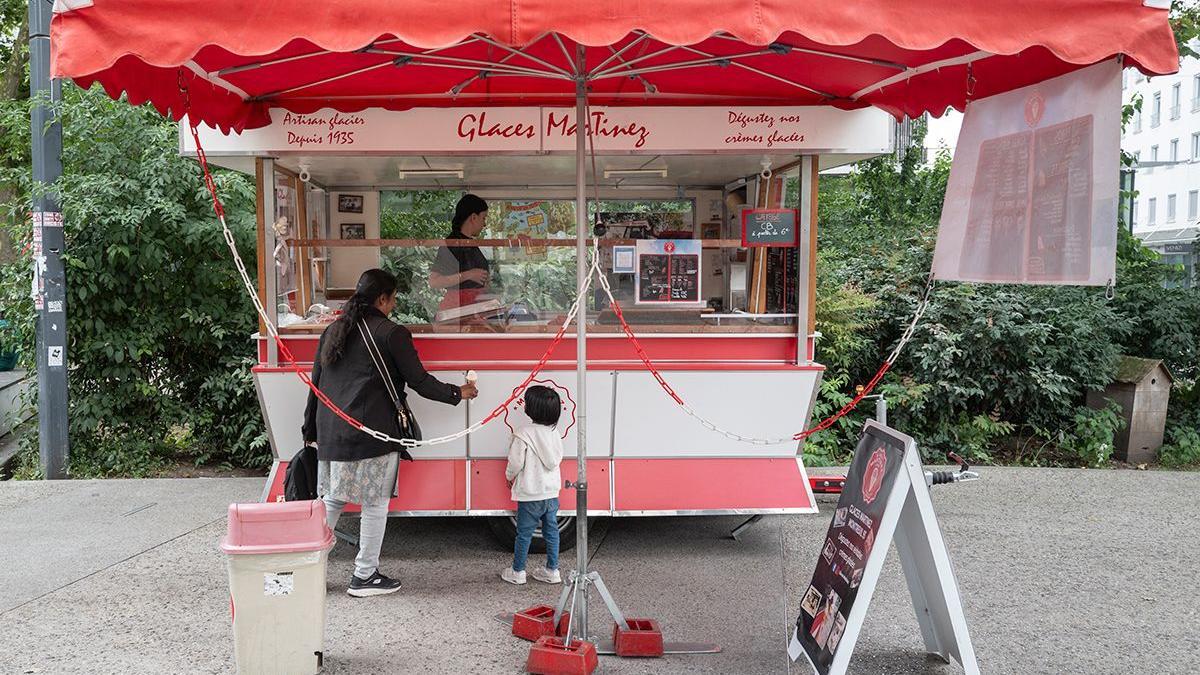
572, 44, 591, 640
515, 45, 721, 662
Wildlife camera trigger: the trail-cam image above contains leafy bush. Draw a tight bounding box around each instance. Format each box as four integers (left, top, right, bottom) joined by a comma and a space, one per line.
1160, 382, 1200, 468
1160, 424, 1200, 468
1051, 404, 1126, 468
0, 85, 267, 476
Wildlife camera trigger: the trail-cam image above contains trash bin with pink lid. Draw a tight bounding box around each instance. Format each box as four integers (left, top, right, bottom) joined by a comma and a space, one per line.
221, 500, 334, 675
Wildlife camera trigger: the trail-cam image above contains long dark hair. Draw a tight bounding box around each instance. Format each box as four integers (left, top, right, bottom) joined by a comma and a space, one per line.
320, 269, 397, 367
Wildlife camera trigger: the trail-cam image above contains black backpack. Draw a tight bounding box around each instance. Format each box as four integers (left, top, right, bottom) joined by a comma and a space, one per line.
283, 445, 319, 501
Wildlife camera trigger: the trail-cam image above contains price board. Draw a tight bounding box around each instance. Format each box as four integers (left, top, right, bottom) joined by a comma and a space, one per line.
635, 239, 702, 305
741, 208, 798, 247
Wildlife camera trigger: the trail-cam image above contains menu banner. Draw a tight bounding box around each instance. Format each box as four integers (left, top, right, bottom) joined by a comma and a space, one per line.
792, 427, 905, 674
932, 60, 1120, 286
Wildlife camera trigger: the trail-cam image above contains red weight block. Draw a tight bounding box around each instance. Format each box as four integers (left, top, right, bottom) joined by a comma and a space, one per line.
526, 636, 598, 675
612, 618, 664, 658
512, 605, 571, 642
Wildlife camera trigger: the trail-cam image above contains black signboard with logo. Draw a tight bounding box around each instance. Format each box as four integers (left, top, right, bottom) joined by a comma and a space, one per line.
794, 426, 905, 674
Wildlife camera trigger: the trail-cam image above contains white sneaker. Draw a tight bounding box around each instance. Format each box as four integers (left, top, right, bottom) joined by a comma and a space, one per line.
532, 566, 562, 584
501, 567, 527, 585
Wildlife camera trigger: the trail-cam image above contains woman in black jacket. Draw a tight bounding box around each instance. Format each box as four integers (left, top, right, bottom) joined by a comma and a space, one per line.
302, 268, 478, 597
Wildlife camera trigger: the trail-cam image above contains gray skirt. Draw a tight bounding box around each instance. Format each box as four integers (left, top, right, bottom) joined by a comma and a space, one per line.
317, 451, 400, 506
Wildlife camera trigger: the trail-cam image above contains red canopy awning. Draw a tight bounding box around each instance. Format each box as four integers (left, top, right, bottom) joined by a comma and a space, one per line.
51, 0, 1178, 133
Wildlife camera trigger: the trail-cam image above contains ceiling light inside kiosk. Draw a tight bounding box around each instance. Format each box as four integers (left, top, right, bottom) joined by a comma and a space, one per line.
398, 169, 465, 179
603, 168, 668, 179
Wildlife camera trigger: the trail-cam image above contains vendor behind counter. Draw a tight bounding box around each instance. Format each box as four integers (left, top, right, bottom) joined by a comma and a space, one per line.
428, 194, 493, 313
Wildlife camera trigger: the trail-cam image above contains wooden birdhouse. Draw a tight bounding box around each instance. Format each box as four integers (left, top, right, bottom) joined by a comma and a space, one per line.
1086, 356, 1174, 464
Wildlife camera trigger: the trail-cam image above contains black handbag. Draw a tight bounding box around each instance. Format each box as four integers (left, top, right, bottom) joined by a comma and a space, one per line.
358, 320, 419, 460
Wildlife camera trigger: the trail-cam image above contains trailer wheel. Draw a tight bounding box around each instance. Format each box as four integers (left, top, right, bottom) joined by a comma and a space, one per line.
487, 515, 578, 553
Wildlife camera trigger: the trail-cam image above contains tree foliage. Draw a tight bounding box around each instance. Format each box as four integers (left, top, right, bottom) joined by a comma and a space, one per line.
0, 84, 266, 476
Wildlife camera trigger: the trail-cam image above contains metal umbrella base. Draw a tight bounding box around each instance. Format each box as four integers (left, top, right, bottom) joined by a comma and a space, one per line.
498, 568, 721, 656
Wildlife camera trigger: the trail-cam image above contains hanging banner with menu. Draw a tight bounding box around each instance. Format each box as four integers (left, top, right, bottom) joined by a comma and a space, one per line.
635, 239, 702, 305
932, 60, 1121, 286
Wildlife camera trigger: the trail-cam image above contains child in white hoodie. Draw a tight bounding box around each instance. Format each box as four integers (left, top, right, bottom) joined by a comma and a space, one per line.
501, 385, 564, 585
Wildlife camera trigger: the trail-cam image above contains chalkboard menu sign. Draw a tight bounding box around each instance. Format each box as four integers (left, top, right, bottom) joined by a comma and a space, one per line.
742, 208, 798, 247
793, 426, 905, 674
635, 239, 702, 305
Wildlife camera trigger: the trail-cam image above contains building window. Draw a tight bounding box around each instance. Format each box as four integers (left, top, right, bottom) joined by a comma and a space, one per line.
1133, 108, 1143, 133
1132, 200, 1139, 226
1192, 132, 1199, 160
1170, 83, 1181, 119
1189, 190, 1198, 222
1167, 194, 1177, 223
1151, 91, 1161, 127
1170, 138, 1179, 164
1148, 197, 1157, 225
1193, 74, 1200, 111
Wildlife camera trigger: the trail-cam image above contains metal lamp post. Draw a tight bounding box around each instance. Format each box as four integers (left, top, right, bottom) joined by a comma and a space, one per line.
28, 0, 70, 479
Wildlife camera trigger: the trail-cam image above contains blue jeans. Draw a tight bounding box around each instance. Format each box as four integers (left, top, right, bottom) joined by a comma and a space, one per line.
513, 498, 559, 572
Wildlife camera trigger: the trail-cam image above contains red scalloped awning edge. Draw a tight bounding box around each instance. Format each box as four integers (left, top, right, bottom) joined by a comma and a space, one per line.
51, 0, 1179, 131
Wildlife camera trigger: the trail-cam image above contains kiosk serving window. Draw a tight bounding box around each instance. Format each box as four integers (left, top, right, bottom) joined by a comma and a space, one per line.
377, 193, 581, 327
275, 184, 803, 335
363, 192, 741, 332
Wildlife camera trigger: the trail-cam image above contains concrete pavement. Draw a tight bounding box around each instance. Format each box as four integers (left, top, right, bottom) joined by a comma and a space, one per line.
1, 467, 1197, 674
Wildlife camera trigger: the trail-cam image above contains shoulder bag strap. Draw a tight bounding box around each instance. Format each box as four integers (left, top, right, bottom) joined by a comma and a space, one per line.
357, 319, 401, 408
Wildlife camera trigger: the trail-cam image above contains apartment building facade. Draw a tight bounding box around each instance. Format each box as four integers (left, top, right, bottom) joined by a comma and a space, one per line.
1124, 44, 1200, 287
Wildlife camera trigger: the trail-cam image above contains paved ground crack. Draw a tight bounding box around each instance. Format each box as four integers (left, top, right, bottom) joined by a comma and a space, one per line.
585, 517, 613, 566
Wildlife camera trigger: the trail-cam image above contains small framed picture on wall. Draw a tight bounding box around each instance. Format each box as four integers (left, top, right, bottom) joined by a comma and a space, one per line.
338, 194, 364, 213
341, 223, 366, 240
